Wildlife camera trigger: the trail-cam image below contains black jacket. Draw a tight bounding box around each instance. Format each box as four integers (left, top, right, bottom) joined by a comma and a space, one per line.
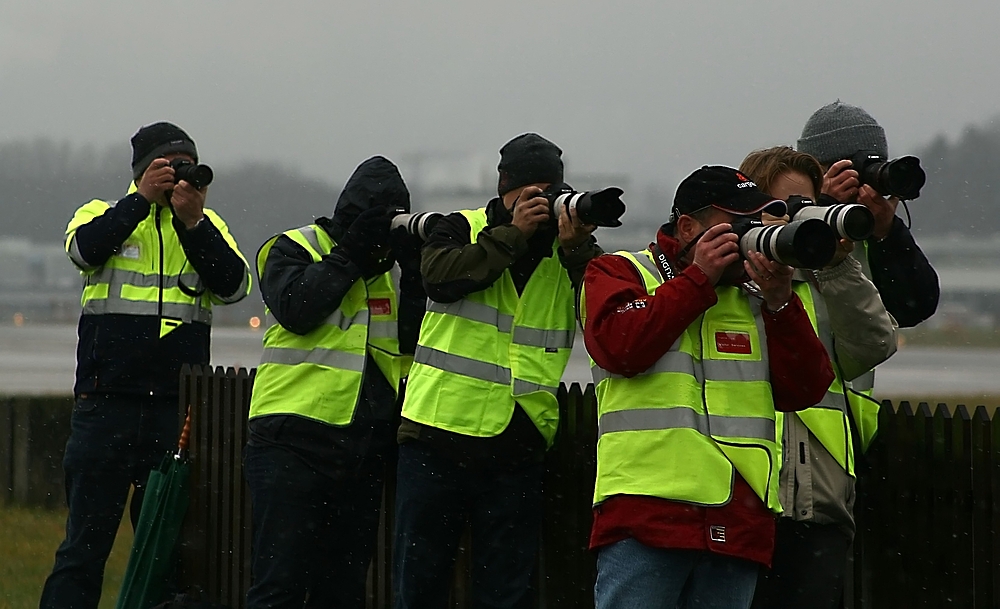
866, 216, 940, 328
248, 157, 425, 470
69, 193, 249, 398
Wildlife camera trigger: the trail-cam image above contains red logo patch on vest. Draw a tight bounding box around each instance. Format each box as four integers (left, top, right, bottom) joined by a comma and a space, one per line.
715, 331, 752, 355
369, 298, 392, 316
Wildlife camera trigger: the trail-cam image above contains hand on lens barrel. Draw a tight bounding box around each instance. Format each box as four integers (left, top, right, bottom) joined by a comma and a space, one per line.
857, 184, 899, 240
691, 223, 740, 286
171, 180, 207, 229
557, 202, 597, 251
339, 207, 395, 278
389, 226, 423, 276
511, 186, 550, 238
826, 238, 856, 268
822, 159, 860, 204
137, 158, 175, 205
744, 251, 793, 311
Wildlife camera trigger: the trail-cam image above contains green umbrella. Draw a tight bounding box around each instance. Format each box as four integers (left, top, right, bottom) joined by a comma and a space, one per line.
115, 410, 193, 609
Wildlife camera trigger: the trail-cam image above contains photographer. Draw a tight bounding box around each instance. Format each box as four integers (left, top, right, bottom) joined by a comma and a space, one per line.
393, 133, 601, 608
739, 147, 897, 609
797, 101, 939, 328
581, 166, 834, 609
242, 156, 424, 608
42, 122, 251, 609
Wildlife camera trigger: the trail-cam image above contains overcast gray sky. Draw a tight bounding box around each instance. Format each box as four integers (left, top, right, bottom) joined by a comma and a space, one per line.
1, 0, 997, 191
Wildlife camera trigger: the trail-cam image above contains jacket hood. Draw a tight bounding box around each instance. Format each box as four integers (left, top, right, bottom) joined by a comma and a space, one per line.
331, 156, 410, 231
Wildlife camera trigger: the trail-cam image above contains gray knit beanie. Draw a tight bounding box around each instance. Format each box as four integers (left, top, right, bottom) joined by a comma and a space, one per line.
797, 101, 888, 166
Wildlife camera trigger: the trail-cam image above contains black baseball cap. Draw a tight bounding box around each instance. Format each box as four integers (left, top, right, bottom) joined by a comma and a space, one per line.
670, 165, 786, 222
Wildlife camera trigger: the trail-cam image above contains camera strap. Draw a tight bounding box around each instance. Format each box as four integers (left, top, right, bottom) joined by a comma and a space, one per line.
649, 243, 677, 282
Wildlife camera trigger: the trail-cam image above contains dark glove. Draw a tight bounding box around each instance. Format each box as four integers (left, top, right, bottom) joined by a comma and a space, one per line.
338, 207, 394, 278
391, 226, 425, 294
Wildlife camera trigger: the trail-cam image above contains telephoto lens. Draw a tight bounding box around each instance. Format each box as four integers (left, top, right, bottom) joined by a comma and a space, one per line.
786, 195, 875, 242
169, 158, 214, 189
390, 211, 444, 241
850, 151, 926, 200
731, 217, 837, 270
541, 184, 626, 227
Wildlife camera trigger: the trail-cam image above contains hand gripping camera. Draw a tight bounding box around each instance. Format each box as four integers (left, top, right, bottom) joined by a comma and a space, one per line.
539, 183, 626, 228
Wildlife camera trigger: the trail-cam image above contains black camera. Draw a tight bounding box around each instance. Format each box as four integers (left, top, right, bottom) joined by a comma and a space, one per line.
731, 217, 837, 270
786, 195, 875, 242
540, 183, 626, 228
390, 211, 444, 241
169, 158, 214, 189
849, 151, 925, 200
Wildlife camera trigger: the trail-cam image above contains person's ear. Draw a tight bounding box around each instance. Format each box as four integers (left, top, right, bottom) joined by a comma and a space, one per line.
676, 214, 702, 243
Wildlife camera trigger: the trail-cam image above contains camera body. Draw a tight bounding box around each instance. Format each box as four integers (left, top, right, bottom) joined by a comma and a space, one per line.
849, 151, 925, 200
786, 195, 875, 242
539, 183, 626, 228
390, 211, 444, 241
731, 216, 837, 270
169, 158, 214, 189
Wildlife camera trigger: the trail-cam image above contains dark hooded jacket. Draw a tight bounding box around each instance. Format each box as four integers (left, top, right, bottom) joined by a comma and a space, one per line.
247, 157, 426, 471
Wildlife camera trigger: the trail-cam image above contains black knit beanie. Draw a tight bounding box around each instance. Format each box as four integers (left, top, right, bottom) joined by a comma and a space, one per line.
130, 122, 198, 182
497, 133, 564, 196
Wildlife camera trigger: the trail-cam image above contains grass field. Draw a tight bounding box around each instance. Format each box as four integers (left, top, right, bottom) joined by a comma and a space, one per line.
0, 503, 133, 609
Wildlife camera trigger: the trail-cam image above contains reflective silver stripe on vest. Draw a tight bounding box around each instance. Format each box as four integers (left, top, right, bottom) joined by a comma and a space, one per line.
82, 298, 212, 324
809, 390, 848, 412
298, 225, 323, 254
427, 299, 514, 333
703, 359, 768, 382
67, 235, 98, 271
89, 267, 203, 290
414, 345, 511, 385
598, 407, 775, 443
260, 346, 366, 371
592, 350, 702, 385
264, 307, 369, 332
631, 250, 663, 282
513, 378, 559, 396
368, 320, 398, 340
851, 370, 875, 392
512, 327, 575, 349
215, 269, 250, 304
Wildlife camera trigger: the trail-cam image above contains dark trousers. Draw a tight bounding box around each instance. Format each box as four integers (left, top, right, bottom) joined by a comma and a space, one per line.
392, 441, 544, 609
751, 520, 851, 609
243, 442, 386, 609
40, 394, 178, 609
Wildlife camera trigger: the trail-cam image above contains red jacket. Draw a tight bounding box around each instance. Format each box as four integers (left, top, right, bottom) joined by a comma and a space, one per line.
584, 229, 835, 567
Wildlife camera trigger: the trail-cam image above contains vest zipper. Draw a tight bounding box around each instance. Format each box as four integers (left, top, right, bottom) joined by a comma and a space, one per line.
155, 207, 164, 318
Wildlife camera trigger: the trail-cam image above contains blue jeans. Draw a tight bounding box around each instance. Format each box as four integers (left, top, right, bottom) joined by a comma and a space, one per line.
392, 441, 543, 609
40, 394, 178, 609
595, 538, 759, 609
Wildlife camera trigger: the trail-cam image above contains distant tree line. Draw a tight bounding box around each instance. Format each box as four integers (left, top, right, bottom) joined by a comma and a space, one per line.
1, 119, 997, 250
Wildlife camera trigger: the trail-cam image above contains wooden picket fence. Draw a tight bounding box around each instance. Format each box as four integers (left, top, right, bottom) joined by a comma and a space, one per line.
173, 366, 1000, 608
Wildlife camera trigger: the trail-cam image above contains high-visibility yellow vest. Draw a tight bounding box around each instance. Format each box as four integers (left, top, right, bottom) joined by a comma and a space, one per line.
590, 249, 782, 512
401, 208, 577, 447
65, 185, 250, 338
849, 241, 881, 451
249, 224, 409, 426
774, 283, 863, 477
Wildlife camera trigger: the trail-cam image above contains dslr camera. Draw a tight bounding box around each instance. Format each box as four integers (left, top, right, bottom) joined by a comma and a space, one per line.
169, 158, 214, 189
539, 183, 626, 228
731, 214, 838, 270
849, 151, 926, 200
786, 195, 875, 242
390, 211, 444, 241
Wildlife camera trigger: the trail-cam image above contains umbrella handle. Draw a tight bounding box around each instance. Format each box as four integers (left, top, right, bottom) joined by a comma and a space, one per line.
176, 406, 192, 459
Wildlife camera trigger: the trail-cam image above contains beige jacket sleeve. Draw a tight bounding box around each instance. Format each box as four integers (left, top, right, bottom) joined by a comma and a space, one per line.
812, 254, 898, 381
